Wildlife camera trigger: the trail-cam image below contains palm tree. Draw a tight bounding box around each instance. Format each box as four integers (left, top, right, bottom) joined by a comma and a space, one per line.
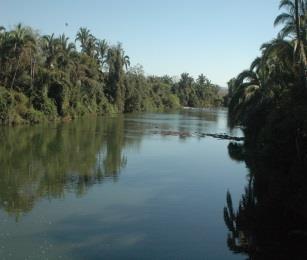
112, 43, 130, 70
105, 43, 128, 111
228, 37, 298, 126
96, 39, 108, 68
76, 27, 96, 57
274, 0, 307, 68
76, 27, 91, 49
228, 69, 262, 126
57, 34, 75, 69
260, 39, 296, 83
179, 73, 194, 88
9, 23, 36, 89
197, 74, 209, 86
106, 43, 130, 72
42, 33, 59, 69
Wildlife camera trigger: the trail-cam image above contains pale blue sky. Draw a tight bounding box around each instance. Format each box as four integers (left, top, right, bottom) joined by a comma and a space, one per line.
0, 0, 281, 86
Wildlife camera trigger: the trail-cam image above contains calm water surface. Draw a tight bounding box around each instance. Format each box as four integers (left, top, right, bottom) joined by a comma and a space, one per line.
0, 108, 247, 259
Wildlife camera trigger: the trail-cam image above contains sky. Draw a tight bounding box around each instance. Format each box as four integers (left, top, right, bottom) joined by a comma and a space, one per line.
0, 0, 281, 87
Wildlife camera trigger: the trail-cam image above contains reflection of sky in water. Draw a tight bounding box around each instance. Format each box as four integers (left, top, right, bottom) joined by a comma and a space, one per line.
0, 109, 245, 259
125, 108, 243, 137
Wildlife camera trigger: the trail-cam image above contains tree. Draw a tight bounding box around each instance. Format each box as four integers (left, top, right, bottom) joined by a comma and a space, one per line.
42, 33, 59, 69
96, 39, 109, 69
9, 23, 36, 89
105, 44, 126, 112
76, 27, 97, 57
228, 36, 299, 127
0, 23, 220, 125
274, 0, 307, 68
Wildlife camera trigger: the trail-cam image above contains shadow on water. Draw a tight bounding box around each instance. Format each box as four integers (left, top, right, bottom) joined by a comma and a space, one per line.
224, 140, 307, 259
0, 116, 144, 219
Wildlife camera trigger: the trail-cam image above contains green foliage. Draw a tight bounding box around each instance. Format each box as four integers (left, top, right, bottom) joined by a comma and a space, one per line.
172, 73, 224, 107
0, 86, 12, 123
0, 86, 44, 124
0, 24, 221, 125
228, 0, 307, 141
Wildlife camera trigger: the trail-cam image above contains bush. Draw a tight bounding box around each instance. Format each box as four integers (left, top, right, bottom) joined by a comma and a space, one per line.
0, 87, 12, 124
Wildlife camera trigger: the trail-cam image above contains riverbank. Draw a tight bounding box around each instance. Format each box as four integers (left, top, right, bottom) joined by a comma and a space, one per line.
0, 84, 225, 126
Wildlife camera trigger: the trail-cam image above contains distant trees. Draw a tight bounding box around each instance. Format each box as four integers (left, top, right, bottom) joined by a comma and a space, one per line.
172, 73, 223, 107
0, 24, 222, 125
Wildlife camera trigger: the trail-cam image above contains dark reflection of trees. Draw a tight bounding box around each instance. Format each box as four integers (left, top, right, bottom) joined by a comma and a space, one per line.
227, 142, 245, 162
0, 116, 143, 218
224, 141, 307, 259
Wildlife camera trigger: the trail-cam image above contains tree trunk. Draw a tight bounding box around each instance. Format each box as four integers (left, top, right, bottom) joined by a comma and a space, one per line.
300, 42, 307, 69
295, 0, 307, 81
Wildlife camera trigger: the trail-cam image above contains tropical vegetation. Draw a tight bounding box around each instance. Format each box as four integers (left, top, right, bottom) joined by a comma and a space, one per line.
0, 25, 223, 125
224, 1, 307, 258
227, 0, 307, 149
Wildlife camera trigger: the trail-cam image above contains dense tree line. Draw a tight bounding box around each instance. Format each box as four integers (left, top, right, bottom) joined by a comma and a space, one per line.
0, 25, 223, 125
172, 73, 223, 107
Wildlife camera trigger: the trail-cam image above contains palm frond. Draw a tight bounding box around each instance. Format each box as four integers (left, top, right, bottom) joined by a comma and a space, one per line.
250, 57, 261, 72
236, 70, 258, 85
277, 22, 296, 38
279, 0, 295, 11
274, 13, 294, 26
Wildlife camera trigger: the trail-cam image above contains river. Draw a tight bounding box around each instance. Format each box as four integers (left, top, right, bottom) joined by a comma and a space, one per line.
0, 108, 247, 259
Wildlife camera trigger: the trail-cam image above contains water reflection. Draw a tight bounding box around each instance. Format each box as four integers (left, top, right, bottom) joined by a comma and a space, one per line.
0, 109, 247, 259
0, 109, 243, 220
0, 116, 142, 218
224, 142, 307, 259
